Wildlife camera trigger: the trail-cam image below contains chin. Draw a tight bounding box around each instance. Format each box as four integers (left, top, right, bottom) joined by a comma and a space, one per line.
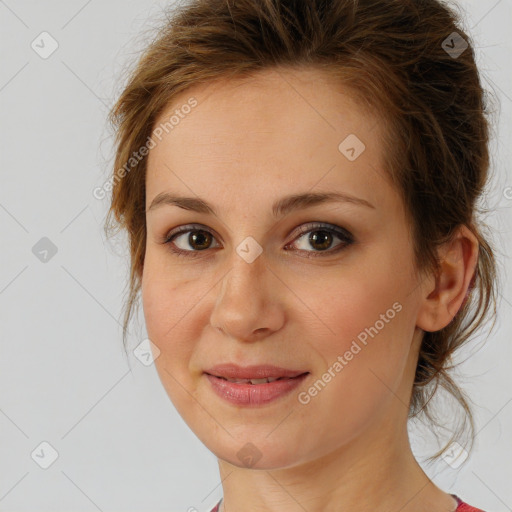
204, 432, 307, 470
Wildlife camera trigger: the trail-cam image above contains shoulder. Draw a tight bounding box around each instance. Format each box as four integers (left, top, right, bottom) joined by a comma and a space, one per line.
208, 499, 222, 512
208, 496, 488, 512
453, 494, 487, 512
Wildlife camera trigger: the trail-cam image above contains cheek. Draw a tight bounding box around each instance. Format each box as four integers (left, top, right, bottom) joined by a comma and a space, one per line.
304, 256, 416, 398
141, 266, 203, 418
142, 249, 199, 339
141, 256, 199, 376
308, 253, 411, 346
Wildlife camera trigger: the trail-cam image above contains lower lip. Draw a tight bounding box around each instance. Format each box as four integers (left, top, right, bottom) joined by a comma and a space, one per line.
204, 373, 309, 406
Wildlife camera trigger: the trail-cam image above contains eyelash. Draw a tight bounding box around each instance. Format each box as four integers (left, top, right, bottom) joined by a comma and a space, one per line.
162, 222, 354, 259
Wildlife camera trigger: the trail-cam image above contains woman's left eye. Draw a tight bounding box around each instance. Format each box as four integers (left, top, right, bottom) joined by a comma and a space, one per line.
288, 223, 354, 256
162, 222, 354, 258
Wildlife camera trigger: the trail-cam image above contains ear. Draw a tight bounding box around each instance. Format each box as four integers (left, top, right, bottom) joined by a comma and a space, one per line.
416, 225, 479, 333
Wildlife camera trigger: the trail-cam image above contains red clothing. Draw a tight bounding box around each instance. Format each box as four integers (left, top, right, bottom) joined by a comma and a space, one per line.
452, 494, 487, 512
209, 494, 486, 511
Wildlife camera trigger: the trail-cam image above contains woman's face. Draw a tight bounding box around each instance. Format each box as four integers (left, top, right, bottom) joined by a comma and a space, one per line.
142, 67, 427, 469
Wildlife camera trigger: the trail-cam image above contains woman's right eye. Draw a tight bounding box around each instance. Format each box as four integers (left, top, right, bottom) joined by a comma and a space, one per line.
164, 225, 220, 257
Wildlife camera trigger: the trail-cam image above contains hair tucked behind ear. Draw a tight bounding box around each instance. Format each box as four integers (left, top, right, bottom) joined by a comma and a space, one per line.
105, 0, 500, 462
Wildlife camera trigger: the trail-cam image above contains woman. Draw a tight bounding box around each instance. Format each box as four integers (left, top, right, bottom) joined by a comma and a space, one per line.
105, 0, 498, 510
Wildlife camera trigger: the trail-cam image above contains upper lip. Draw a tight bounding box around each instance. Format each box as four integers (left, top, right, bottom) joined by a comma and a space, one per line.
204, 364, 308, 379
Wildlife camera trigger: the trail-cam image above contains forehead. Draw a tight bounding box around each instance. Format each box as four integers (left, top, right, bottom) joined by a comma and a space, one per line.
146, 67, 392, 214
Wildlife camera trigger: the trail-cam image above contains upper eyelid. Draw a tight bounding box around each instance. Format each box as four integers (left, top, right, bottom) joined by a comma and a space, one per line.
165, 223, 221, 242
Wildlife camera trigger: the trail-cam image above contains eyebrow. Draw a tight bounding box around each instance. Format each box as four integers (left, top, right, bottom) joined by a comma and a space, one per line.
147, 190, 375, 217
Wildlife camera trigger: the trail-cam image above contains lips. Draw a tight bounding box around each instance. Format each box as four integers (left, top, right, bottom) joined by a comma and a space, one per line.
215, 376, 291, 385
204, 363, 308, 382
204, 366, 310, 406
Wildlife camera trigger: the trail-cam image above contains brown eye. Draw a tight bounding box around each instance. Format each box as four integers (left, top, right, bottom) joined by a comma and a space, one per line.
306, 230, 334, 251
185, 230, 213, 250
287, 223, 354, 256
166, 227, 219, 254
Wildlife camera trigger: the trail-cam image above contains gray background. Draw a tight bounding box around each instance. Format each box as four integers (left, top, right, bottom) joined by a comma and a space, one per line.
0, 0, 511, 511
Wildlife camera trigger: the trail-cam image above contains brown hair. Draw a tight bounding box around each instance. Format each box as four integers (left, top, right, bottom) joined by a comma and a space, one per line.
105, 0, 499, 462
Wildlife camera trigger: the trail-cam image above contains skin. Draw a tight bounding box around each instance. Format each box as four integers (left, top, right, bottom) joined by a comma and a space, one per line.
141, 67, 479, 512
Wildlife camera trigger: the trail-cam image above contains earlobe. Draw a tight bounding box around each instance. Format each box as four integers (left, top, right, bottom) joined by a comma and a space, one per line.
416, 226, 479, 333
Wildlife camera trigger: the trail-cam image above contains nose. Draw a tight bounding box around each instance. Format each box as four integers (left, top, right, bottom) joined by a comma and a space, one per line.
209, 254, 286, 342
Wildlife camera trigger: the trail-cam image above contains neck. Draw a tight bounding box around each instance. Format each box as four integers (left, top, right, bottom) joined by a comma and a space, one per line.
217, 411, 456, 512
